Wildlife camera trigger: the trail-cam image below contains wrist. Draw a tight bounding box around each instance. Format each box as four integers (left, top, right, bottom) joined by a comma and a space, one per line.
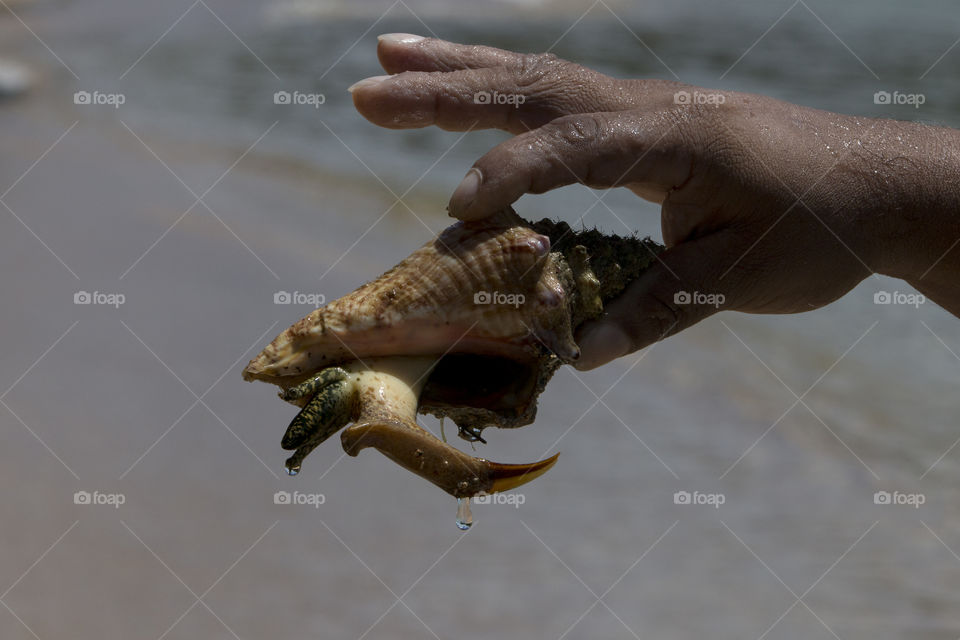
857, 119, 960, 285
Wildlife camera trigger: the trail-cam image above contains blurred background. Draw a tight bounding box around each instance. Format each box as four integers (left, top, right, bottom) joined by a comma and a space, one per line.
0, 0, 958, 637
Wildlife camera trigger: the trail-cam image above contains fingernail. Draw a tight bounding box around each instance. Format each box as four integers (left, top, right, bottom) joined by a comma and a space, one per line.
449, 168, 482, 216
347, 75, 391, 93
378, 33, 426, 45
575, 322, 631, 370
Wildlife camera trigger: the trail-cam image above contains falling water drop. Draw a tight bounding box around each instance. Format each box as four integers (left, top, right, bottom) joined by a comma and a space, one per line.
285, 465, 300, 476
455, 497, 473, 530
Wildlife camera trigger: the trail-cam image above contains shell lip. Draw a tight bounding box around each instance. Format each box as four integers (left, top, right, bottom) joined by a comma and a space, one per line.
242, 332, 540, 383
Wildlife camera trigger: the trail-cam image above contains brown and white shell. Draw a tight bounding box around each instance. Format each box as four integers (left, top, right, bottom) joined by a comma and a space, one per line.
243, 207, 662, 435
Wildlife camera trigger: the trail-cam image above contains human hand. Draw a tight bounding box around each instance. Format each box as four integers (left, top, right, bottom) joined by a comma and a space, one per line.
350, 34, 960, 369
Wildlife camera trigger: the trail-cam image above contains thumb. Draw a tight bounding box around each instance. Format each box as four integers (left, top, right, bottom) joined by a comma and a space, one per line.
574, 230, 739, 370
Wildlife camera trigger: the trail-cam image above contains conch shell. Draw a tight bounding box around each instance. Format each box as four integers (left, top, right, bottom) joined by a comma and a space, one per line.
243, 208, 661, 497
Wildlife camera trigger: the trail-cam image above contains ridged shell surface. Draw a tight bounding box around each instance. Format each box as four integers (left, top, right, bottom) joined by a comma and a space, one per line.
243, 209, 579, 385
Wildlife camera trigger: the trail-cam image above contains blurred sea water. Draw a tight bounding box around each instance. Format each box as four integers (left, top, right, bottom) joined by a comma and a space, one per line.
0, 0, 959, 638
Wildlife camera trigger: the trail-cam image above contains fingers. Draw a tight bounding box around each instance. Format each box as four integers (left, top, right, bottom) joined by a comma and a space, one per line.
376, 33, 529, 74
351, 36, 619, 133
574, 230, 742, 370
350, 67, 563, 132
448, 111, 697, 220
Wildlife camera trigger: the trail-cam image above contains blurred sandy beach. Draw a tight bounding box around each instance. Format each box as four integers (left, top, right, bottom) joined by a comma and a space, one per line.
1, 0, 960, 638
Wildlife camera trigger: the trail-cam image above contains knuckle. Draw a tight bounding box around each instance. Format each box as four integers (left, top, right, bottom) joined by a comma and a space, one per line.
548, 113, 606, 148
515, 52, 562, 83
524, 114, 607, 190
514, 52, 582, 94
504, 111, 631, 192
509, 52, 610, 116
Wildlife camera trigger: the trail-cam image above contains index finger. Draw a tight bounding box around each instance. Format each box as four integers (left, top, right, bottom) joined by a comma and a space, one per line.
376, 33, 549, 74
351, 39, 623, 133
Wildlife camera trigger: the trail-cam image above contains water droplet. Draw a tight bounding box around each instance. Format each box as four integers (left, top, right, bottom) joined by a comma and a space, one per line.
455, 497, 473, 530
285, 465, 300, 476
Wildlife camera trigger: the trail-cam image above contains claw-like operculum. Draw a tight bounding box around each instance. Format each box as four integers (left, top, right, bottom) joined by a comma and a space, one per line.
341, 419, 559, 498
281, 369, 356, 474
